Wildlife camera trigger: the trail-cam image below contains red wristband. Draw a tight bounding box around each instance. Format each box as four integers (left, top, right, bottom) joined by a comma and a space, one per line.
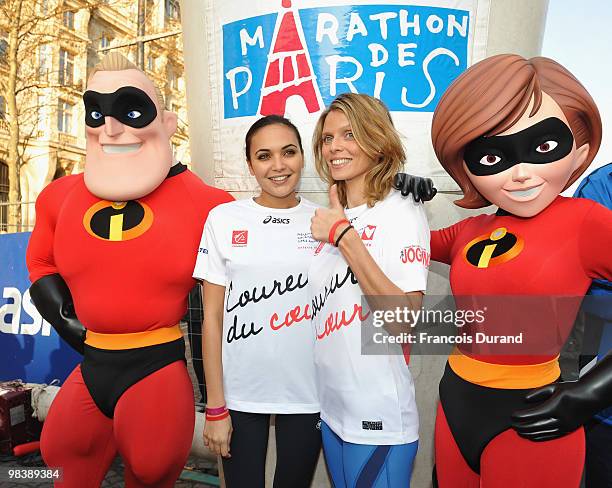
206, 410, 230, 421
328, 219, 350, 245
205, 404, 227, 416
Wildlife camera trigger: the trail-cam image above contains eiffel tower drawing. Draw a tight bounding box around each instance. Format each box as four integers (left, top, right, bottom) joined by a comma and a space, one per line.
259, 0, 322, 116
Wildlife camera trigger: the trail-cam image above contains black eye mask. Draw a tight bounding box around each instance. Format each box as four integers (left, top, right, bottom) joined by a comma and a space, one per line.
463, 117, 574, 176
83, 86, 158, 129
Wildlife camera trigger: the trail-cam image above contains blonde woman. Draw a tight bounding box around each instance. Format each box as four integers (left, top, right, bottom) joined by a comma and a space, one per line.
309, 93, 430, 487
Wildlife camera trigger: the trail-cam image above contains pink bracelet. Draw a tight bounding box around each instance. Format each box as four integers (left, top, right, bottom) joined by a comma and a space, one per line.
205, 404, 228, 416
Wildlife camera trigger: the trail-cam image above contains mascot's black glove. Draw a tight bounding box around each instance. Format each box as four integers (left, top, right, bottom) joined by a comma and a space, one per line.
511, 353, 612, 441
392, 173, 437, 202
29, 273, 86, 355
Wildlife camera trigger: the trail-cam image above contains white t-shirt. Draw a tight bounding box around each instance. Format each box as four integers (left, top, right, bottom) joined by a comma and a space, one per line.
193, 197, 320, 414
308, 190, 430, 444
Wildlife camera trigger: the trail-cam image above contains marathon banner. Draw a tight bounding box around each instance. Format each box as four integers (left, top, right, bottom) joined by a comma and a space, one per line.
0, 233, 79, 384
205, 0, 491, 194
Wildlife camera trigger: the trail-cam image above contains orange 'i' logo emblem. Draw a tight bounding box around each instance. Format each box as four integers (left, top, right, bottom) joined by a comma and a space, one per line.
462, 227, 524, 268
83, 200, 154, 241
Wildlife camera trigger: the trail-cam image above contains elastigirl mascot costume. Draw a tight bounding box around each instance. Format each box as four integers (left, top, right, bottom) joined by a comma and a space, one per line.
26, 53, 232, 487
398, 55, 612, 487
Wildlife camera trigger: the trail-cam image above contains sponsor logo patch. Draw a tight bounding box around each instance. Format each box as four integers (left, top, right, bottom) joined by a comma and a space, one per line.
362, 420, 383, 431
361, 225, 377, 241
232, 230, 248, 246
400, 245, 430, 266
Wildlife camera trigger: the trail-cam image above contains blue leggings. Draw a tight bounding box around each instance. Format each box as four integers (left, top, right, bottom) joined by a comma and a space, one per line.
321, 421, 418, 488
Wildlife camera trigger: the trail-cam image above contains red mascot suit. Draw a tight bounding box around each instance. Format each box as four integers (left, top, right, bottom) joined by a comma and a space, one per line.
427, 55, 612, 488
26, 53, 232, 487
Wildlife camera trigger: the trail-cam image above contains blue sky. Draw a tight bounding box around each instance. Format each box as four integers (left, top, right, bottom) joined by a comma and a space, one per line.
542, 0, 612, 186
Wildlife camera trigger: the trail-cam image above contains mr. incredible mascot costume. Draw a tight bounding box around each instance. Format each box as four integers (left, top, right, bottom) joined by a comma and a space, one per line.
26, 53, 232, 487
395, 55, 612, 487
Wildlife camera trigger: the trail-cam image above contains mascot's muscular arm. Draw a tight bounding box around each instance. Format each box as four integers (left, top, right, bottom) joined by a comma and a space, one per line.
26, 176, 86, 354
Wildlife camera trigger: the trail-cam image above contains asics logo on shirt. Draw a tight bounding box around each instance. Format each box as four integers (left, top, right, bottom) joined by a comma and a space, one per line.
263, 216, 291, 224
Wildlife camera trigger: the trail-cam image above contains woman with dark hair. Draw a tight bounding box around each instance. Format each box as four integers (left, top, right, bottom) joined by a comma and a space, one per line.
309, 93, 430, 487
193, 115, 322, 487
425, 54, 612, 487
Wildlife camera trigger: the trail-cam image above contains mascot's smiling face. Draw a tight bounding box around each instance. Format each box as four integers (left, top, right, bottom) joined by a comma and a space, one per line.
463, 93, 589, 217
83, 68, 177, 202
